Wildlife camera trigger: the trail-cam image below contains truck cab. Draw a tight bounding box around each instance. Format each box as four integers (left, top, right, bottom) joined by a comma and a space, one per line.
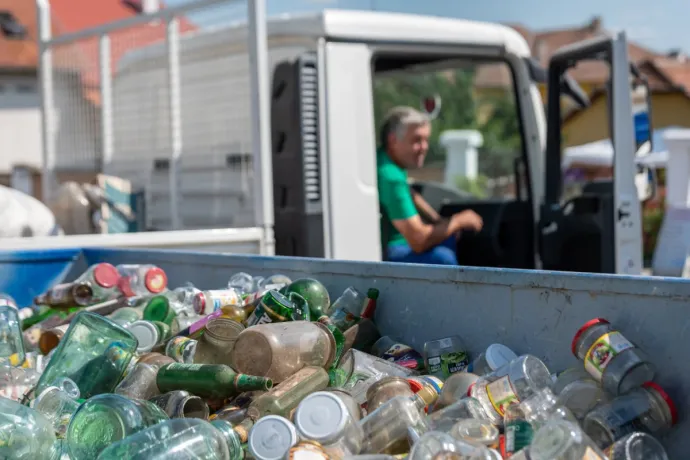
270, 10, 653, 274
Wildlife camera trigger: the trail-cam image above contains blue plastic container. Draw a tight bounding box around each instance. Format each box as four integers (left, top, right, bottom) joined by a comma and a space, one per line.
0, 249, 81, 307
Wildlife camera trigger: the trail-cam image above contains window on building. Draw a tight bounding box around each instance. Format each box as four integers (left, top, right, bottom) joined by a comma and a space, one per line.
0, 11, 27, 39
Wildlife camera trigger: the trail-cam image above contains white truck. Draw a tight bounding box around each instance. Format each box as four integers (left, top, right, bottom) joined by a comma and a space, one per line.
13, 1, 655, 275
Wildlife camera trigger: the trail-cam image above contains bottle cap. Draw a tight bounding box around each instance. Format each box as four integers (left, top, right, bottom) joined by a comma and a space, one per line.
484, 344, 518, 371
145, 268, 168, 294
144, 296, 174, 324
249, 415, 298, 460
93, 263, 120, 288
127, 320, 160, 353
294, 392, 349, 445
643, 381, 678, 424
571, 318, 610, 355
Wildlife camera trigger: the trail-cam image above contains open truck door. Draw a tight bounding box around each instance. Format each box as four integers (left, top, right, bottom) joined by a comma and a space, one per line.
540, 32, 646, 274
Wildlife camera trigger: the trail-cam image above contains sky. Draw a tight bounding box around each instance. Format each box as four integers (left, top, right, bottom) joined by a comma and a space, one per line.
165, 0, 689, 54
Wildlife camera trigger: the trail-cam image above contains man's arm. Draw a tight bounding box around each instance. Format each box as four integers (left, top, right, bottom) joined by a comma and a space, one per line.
411, 189, 442, 224
392, 211, 482, 254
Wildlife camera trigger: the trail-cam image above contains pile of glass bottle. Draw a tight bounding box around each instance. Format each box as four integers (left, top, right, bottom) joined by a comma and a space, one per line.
0, 262, 678, 460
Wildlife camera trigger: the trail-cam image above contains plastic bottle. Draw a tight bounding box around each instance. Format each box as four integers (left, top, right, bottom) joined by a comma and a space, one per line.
582, 382, 677, 448
423, 336, 469, 378
426, 396, 488, 433
571, 318, 655, 396
294, 391, 365, 458
156, 363, 273, 399
0, 301, 25, 366
0, 395, 57, 460
604, 432, 669, 460
247, 366, 330, 419
36, 311, 138, 399
528, 419, 607, 460
97, 418, 245, 460
67, 393, 169, 460
148, 390, 210, 419
232, 321, 336, 383
470, 355, 552, 425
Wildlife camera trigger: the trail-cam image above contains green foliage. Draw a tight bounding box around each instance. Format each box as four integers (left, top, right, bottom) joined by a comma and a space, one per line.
455, 174, 489, 198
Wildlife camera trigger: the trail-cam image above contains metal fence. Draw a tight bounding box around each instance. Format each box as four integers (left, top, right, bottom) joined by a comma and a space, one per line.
36, 0, 273, 245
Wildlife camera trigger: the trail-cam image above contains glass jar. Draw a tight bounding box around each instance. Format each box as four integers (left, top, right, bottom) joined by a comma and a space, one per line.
450, 418, 499, 449
427, 397, 488, 433
97, 418, 244, 460
32, 385, 81, 437
582, 382, 677, 448
193, 318, 244, 366
117, 264, 168, 297
520, 388, 578, 429
67, 393, 169, 460
366, 376, 414, 412
571, 318, 654, 396
0, 395, 57, 459
359, 394, 430, 454
294, 391, 365, 458
423, 336, 469, 378
114, 362, 161, 400
604, 432, 669, 460
36, 311, 138, 399
470, 355, 552, 425
504, 402, 533, 458
408, 431, 494, 460
528, 419, 607, 460
432, 372, 480, 412
468, 344, 518, 376
326, 388, 363, 421
552, 368, 609, 421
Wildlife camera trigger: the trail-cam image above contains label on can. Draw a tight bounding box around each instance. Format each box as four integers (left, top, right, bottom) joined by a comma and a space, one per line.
584, 332, 634, 381
428, 351, 469, 377
486, 375, 518, 417
504, 420, 533, 455
245, 292, 290, 326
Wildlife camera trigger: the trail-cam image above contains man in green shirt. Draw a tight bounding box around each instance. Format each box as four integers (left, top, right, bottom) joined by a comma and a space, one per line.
377, 106, 483, 265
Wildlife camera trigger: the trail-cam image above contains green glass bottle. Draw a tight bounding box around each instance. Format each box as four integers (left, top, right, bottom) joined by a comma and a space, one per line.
67, 393, 168, 460
36, 312, 138, 399
96, 418, 244, 460
280, 278, 330, 320
156, 363, 273, 399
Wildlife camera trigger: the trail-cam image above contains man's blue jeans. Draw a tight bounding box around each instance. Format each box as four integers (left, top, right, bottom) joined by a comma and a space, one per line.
386, 236, 458, 265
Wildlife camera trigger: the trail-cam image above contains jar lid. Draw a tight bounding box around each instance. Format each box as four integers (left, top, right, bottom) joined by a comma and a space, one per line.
144, 296, 173, 323
93, 263, 120, 288
571, 318, 610, 355
485, 344, 518, 371
128, 320, 160, 353
643, 381, 678, 424
145, 268, 168, 294
293, 392, 349, 444
249, 415, 298, 460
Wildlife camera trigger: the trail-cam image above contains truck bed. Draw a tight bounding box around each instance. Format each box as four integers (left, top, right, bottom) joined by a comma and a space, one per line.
3, 247, 688, 456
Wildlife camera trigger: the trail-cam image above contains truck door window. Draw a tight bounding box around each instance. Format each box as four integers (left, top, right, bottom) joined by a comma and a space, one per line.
373, 60, 525, 202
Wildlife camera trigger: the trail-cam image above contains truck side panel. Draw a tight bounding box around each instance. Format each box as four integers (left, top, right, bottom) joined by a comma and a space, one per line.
73, 248, 688, 456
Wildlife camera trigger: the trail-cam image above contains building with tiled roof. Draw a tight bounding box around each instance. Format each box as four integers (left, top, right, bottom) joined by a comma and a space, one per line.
475, 16, 690, 147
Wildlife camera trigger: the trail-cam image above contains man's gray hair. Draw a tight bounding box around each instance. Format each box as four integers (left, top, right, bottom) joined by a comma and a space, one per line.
379, 106, 430, 149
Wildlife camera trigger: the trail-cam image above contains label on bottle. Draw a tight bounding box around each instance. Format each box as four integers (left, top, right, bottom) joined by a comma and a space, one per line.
486, 375, 518, 417
504, 420, 533, 455
584, 331, 634, 381
207, 290, 243, 311
245, 307, 274, 327
428, 351, 469, 376
381, 343, 425, 370
582, 447, 605, 460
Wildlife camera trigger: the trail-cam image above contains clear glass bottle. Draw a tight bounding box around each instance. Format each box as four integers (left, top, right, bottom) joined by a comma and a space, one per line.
432, 372, 480, 412
36, 311, 138, 399
67, 393, 169, 460
582, 382, 677, 448
148, 390, 210, 419
359, 393, 434, 454
470, 355, 552, 426
0, 301, 25, 366
520, 388, 578, 429
294, 391, 365, 458
248, 415, 299, 460
423, 336, 469, 378
450, 418, 499, 450
114, 362, 161, 400
426, 396, 488, 433
75, 263, 121, 300
408, 430, 494, 460
117, 264, 168, 297
571, 318, 655, 396
32, 385, 81, 438
528, 419, 607, 460
604, 432, 669, 460
232, 321, 336, 383
552, 367, 609, 420
0, 395, 57, 460
193, 289, 244, 315
97, 418, 245, 460
247, 366, 329, 419
468, 344, 518, 376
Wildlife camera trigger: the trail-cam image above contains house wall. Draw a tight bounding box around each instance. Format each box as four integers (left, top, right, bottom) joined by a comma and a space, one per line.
562, 92, 690, 147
